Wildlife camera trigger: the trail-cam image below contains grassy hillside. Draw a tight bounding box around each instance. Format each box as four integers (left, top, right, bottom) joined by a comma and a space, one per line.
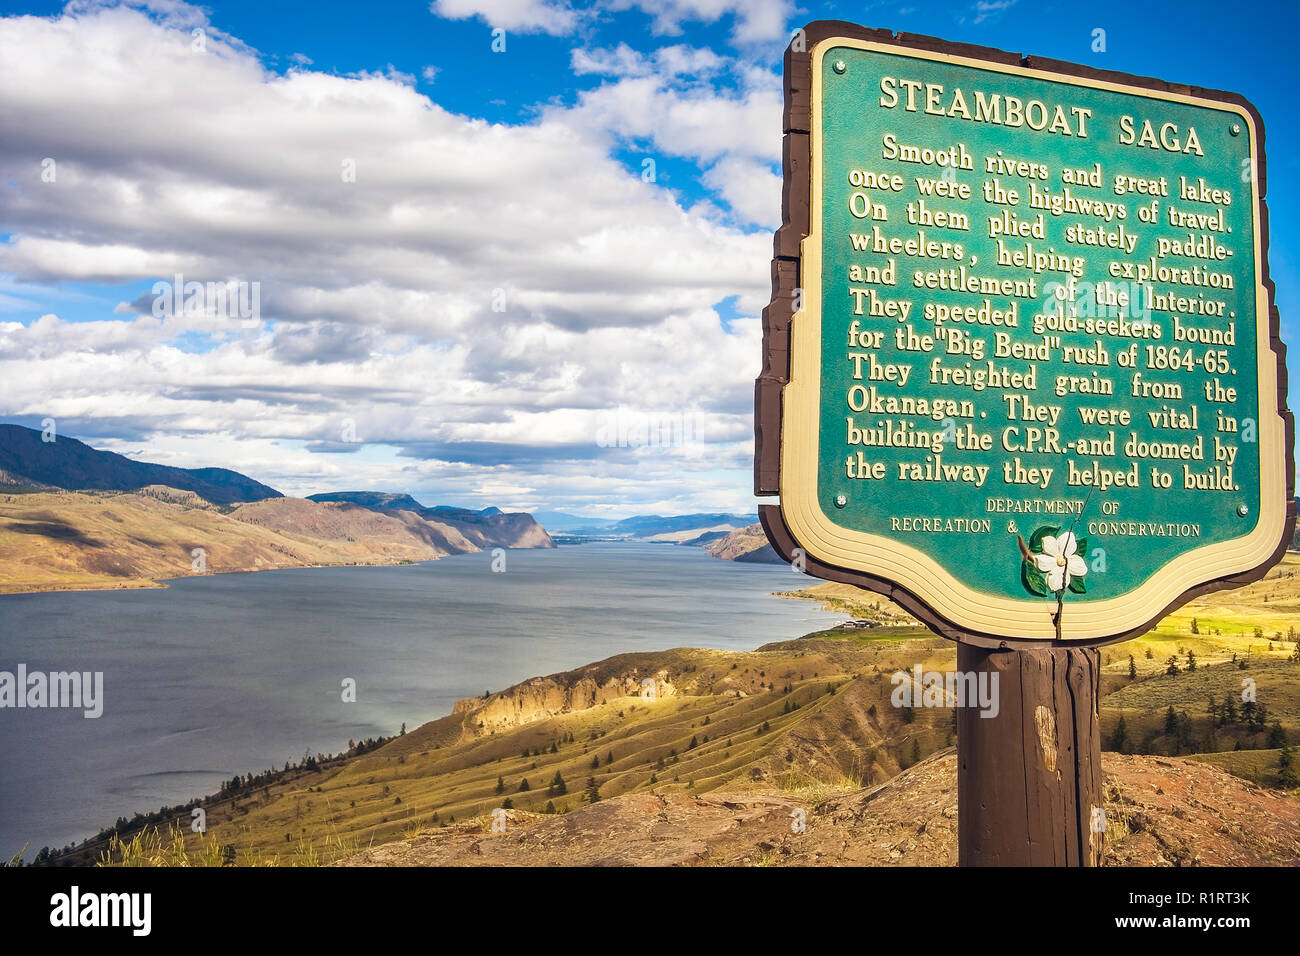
1089, 555, 1300, 760
45, 554, 1300, 867
63, 629, 958, 865
0, 487, 542, 593
86, 749, 1300, 868
69, 613, 1299, 867
778, 580, 919, 625
306, 492, 553, 550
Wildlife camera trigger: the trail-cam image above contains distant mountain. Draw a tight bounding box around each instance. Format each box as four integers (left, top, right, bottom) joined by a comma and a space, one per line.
0, 427, 556, 593
530, 511, 619, 533
307, 491, 424, 512
0, 487, 478, 594
426, 504, 507, 523
2, 485, 556, 594
677, 529, 732, 547
306, 491, 553, 549
610, 513, 758, 540
308, 492, 510, 523
0, 424, 281, 505
488, 510, 756, 537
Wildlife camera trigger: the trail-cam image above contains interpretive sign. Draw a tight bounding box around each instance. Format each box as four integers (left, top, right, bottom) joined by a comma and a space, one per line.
756, 23, 1294, 646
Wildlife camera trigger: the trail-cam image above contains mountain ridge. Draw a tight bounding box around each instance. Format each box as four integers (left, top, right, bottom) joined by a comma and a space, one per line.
0, 487, 552, 594
0, 424, 281, 504
0, 431, 556, 592
60, 604, 1300, 867
306, 491, 553, 550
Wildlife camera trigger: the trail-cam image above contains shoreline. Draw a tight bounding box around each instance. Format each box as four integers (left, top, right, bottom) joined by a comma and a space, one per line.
32, 606, 852, 858
37, 566, 1300, 864
0, 557, 452, 598
45, 618, 853, 865
8, 551, 842, 860
1, 537, 770, 598
774, 581, 921, 627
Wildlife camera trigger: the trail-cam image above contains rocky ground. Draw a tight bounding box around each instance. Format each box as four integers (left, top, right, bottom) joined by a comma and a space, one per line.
341, 749, 1300, 867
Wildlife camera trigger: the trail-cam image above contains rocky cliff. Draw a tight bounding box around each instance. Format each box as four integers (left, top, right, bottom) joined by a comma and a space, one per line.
452, 671, 679, 739
704, 522, 783, 563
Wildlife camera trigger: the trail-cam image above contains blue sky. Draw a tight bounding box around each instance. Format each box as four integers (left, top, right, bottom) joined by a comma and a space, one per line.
0, 0, 1294, 516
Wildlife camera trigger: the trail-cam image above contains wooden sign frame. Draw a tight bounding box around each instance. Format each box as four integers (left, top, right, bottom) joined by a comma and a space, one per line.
755, 21, 1295, 648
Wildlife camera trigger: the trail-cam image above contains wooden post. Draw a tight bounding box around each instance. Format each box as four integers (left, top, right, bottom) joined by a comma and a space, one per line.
957, 642, 1103, 866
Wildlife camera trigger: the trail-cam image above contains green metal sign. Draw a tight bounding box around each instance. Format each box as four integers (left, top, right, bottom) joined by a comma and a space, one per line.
760, 29, 1292, 645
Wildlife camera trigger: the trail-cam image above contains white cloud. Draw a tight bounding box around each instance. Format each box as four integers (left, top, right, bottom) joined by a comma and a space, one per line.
555, 71, 782, 166
0, 8, 765, 326
972, 0, 1017, 24
429, 0, 579, 34
571, 42, 652, 77
606, 0, 795, 45
0, 2, 774, 514
571, 42, 726, 79
701, 156, 782, 229
431, 0, 794, 45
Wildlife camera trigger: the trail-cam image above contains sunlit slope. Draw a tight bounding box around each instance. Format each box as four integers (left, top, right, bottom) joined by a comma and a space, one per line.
0, 487, 545, 592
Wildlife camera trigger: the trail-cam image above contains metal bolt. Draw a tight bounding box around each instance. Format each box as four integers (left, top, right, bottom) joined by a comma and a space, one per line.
834, 494, 847, 508
1237, 504, 1249, 517
1230, 124, 1241, 136
832, 60, 847, 74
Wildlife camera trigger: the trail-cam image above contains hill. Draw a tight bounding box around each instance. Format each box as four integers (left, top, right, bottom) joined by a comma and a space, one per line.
0, 424, 280, 504
609, 513, 757, 539
44, 551, 1300, 867
513, 511, 759, 540
704, 523, 782, 563
530, 511, 618, 533
0, 488, 545, 594
67, 619, 1300, 867
306, 491, 553, 550
337, 750, 1300, 867
306, 491, 426, 512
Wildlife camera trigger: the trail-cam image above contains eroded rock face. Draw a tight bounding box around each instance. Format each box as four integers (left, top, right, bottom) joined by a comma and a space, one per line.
704, 523, 782, 563
465, 512, 554, 550
452, 674, 677, 737
341, 751, 1300, 867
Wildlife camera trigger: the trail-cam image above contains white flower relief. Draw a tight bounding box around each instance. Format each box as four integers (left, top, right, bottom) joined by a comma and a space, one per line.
1033, 532, 1088, 593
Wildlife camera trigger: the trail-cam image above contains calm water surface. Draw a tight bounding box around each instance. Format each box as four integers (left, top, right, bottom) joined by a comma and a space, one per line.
0, 543, 843, 854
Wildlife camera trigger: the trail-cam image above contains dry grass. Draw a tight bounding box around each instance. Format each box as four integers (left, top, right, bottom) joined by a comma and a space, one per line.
77, 555, 1300, 866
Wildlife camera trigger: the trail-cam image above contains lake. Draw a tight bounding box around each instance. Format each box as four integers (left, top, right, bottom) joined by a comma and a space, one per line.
0, 542, 844, 856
